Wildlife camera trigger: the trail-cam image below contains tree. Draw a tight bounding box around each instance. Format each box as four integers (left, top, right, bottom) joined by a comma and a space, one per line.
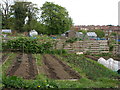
111, 32, 117, 36
95, 29, 105, 38
41, 2, 72, 35
1, 0, 13, 29
10, 1, 39, 32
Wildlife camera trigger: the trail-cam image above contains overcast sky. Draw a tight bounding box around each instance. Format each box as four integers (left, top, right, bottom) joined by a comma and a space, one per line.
1, 0, 120, 25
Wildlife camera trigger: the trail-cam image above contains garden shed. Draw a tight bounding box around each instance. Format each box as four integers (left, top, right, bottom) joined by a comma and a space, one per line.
64, 30, 76, 38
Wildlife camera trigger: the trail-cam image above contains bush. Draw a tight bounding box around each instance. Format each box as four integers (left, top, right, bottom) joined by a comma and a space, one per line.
2, 37, 53, 54
2, 76, 58, 89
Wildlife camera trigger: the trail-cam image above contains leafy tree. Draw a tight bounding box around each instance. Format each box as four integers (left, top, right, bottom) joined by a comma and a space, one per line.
111, 32, 117, 36
94, 29, 105, 38
41, 2, 72, 35
10, 1, 39, 32
1, 0, 12, 29
23, 20, 46, 34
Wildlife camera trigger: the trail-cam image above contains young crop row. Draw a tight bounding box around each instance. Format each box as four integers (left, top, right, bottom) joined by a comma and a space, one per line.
61, 54, 119, 80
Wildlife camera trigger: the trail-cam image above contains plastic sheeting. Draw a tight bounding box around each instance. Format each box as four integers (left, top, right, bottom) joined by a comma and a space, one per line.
29, 30, 38, 37
98, 57, 108, 67
98, 57, 119, 71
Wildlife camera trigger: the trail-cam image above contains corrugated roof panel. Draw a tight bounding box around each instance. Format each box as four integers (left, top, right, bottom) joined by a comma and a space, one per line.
87, 32, 97, 37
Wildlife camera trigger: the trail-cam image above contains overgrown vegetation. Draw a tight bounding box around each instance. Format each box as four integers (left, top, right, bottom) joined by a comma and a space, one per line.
60, 54, 119, 80
2, 37, 53, 53
2, 1, 72, 34
2, 76, 58, 89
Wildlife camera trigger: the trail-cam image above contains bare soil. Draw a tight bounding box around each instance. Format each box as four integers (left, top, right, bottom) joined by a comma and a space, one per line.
6, 53, 80, 80
42, 54, 81, 80
85, 55, 98, 61
7, 53, 38, 79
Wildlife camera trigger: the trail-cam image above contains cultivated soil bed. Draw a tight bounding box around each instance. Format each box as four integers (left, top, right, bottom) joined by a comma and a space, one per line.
7, 53, 38, 79
42, 54, 81, 80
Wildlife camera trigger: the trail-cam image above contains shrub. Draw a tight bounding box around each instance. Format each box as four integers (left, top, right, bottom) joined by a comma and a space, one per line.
2, 76, 58, 89
2, 37, 53, 54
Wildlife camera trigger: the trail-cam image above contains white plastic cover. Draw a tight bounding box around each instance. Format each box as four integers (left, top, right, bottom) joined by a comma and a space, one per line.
107, 58, 119, 71
98, 57, 109, 67
98, 57, 119, 71
29, 30, 38, 37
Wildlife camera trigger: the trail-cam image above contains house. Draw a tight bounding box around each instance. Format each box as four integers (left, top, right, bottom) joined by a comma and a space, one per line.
86, 32, 97, 40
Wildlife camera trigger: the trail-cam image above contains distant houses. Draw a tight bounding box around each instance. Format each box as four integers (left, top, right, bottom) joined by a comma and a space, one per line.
73, 25, 120, 35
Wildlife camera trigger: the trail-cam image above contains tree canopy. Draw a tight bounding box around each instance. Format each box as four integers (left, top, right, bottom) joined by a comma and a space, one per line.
10, 1, 39, 32
40, 2, 72, 35
1, 1, 73, 34
94, 29, 105, 38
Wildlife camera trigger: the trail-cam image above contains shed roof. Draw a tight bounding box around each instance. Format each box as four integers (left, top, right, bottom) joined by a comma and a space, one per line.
87, 32, 97, 37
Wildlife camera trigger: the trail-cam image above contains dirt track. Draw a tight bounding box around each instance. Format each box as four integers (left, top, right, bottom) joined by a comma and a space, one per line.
43, 54, 81, 80
7, 53, 38, 79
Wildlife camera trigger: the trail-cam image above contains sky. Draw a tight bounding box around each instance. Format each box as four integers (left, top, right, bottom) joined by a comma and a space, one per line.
1, 0, 120, 25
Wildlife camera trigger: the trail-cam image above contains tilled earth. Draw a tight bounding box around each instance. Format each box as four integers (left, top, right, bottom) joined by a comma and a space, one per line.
43, 54, 81, 80
7, 53, 38, 79
6, 53, 81, 80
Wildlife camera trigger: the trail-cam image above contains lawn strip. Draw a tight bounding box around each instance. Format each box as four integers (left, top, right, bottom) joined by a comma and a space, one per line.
1, 53, 17, 75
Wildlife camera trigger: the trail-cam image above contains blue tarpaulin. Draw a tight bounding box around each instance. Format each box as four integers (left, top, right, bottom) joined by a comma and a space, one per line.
52, 37, 57, 39
118, 39, 120, 42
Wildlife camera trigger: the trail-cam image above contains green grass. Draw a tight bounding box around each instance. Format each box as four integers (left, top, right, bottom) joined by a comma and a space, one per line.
0, 53, 17, 89
33, 54, 43, 66
54, 77, 119, 88
1, 53, 17, 75
33, 54, 48, 80
1, 53, 120, 88
55, 53, 120, 88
